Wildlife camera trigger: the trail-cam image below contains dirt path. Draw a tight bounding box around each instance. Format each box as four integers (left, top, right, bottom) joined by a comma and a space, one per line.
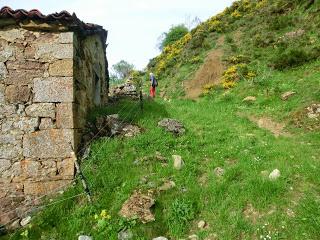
184, 37, 224, 99
184, 49, 224, 99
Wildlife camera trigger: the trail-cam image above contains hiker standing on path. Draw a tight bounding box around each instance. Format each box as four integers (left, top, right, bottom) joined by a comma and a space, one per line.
149, 72, 157, 98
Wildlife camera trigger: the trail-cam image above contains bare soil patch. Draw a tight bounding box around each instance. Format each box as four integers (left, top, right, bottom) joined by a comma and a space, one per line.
247, 116, 291, 137
184, 37, 225, 99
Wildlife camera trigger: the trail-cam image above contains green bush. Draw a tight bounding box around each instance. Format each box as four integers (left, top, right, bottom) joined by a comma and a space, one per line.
188, 28, 208, 49
166, 198, 196, 237
271, 47, 310, 70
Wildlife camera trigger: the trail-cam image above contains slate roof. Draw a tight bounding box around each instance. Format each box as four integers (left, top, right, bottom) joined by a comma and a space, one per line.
0, 6, 107, 36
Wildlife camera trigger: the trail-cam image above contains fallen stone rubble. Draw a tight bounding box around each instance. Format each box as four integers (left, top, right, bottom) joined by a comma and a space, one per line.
158, 118, 185, 136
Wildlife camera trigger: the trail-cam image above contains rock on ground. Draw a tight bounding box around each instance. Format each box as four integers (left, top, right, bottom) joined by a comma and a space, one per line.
118, 229, 133, 240
198, 220, 206, 229
119, 190, 155, 223
214, 167, 225, 177
158, 180, 176, 191
82, 114, 141, 145
172, 155, 184, 170
243, 96, 256, 102
158, 118, 185, 135
281, 91, 296, 101
78, 235, 92, 240
306, 103, 320, 119
153, 237, 168, 240
20, 216, 31, 227
269, 169, 281, 180
110, 81, 138, 99
189, 234, 199, 240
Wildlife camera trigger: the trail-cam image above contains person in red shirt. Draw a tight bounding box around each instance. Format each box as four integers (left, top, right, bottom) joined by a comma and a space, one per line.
149, 73, 157, 98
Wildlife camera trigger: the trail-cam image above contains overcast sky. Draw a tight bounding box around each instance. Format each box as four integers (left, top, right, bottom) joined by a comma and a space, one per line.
1, 0, 234, 70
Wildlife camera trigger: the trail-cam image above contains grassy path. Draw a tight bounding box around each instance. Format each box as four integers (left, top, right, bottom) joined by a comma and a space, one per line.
4, 85, 319, 239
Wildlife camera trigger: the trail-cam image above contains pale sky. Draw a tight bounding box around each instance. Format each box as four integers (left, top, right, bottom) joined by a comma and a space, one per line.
1, 0, 234, 70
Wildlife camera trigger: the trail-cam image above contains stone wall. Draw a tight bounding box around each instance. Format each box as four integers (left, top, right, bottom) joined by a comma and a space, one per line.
0, 26, 107, 226
73, 34, 107, 130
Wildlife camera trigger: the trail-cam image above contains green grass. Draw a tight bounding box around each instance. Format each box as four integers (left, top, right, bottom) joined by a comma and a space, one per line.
2, 59, 319, 239
2, 1, 320, 239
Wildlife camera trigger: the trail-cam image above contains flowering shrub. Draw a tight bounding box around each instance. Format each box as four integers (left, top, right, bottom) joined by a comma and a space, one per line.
231, 10, 242, 18
94, 209, 112, 230
227, 55, 249, 64
154, 33, 192, 75
256, 0, 268, 9
222, 63, 256, 88
189, 56, 202, 64
202, 83, 215, 94
207, 18, 224, 32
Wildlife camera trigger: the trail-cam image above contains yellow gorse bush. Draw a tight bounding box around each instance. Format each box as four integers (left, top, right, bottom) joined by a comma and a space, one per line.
222, 63, 256, 89
231, 10, 242, 18
154, 33, 192, 75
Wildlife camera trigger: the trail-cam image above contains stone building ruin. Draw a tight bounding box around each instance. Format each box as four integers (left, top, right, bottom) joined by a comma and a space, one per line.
0, 7, 108, 226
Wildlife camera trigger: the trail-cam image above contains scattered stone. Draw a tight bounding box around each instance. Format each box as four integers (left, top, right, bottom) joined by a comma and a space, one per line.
243, 96, 256, 102
119, 190, 155, 223
139, 176, 148, 185
188, 234, 199, 240
82, 114, 142, 146
153, 237, 168, 240
122, 124, 141, 137
158, 118, 185, 135
110, 81, 138, 99
269, 169, 281, 180
158, 180, 176, 191
281, 91, 296, 101
172, 155, 184, 170
286, 208, 295, 218
78, 235, 92, 240
20, 216, 31, 227
197, 220, 206, 229
306, 103, 320, 119
118, 229, 133, 240
9, 219, 20, 230
155, 151, 166, 162
214, 167, 225, 177
243, 203, 260, 224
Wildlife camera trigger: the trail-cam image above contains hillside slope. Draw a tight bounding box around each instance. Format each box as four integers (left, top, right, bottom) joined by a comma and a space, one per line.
148, 0, 320, 99
1, 0, 320, 239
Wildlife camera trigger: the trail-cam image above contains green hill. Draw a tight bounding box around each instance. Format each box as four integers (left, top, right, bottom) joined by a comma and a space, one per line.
2, 0, 320, 239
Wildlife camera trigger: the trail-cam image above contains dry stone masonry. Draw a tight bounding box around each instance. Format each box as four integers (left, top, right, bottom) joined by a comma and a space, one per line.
0, 6, 108, 226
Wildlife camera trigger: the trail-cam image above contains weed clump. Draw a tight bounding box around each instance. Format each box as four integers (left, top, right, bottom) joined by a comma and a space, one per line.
166, 198, 196, 237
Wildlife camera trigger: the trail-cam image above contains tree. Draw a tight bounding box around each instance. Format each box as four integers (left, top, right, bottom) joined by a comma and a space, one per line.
111, 60, 134, 80
157, 24, 189, 51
